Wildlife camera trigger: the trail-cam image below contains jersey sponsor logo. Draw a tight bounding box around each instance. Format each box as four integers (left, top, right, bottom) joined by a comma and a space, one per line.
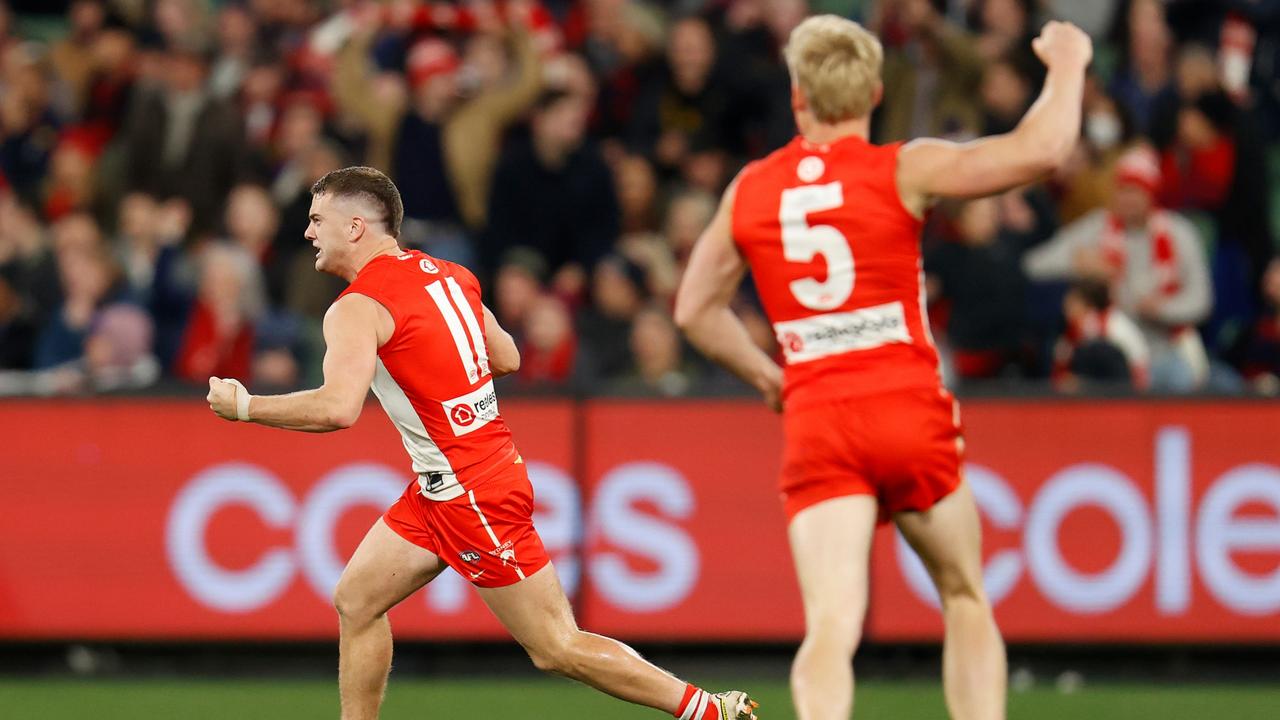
797, 155, 825, 183
773, 301, 912, 364
459, 550, 482, 563
451, 404, 476, 426
419, 258, 439, 274
442, 379, 500, 436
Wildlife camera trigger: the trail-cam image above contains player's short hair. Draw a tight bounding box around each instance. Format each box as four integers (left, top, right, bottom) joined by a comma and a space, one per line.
784, 15, 883, 124
310, 166, 404, 238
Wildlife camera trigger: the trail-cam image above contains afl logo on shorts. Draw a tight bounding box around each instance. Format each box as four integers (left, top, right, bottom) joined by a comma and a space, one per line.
459, 550, 481, 563
450, 404, 476, 426
797, 156, 825, 183
420, 258, 439, 274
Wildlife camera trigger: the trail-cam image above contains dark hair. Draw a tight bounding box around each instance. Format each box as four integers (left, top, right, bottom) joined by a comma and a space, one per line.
310, 166, 404, 238
1071, 278, 1113, 311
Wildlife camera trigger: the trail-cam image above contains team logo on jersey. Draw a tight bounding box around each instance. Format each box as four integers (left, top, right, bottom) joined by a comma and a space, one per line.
797, 156, 825, 183
451, 404, 476, 426
419, 258, 439, 274
459, 550, 482, 563
442, 380, 500, 436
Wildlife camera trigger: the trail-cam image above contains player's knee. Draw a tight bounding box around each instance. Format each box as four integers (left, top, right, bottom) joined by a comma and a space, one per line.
932, 566, 986, 607
803, 611, 864, 655
526, 633, 583, 678
332, 582, 381, 627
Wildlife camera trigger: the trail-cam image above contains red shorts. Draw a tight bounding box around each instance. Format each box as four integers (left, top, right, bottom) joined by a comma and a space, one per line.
781, 386, 964, 524
382, 459, 550, 588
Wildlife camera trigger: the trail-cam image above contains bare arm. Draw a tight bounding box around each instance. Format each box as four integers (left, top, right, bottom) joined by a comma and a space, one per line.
896, 22, 1093, 214
674, 181, 783, 410
483, 304, 521, 378
206, 295, 380, 432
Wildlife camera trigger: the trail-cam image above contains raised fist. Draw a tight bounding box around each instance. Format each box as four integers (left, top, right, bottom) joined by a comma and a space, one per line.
1032, 21, 1093, 70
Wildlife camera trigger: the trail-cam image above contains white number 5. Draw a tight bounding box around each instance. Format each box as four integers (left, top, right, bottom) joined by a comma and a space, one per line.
780, 182, 853, 310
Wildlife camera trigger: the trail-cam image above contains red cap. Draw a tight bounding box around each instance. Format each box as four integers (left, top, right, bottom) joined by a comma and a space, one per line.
407, 38, 460, 88
1114, 146, 1162, 196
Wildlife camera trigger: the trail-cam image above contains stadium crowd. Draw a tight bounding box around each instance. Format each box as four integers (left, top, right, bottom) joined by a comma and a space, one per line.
0, 0, 1278, 397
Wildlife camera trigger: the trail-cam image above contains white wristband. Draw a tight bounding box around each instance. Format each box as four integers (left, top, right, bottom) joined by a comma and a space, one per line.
224, 378, 252, 421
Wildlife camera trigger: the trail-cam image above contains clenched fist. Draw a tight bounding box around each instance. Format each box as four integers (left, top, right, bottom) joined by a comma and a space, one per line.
1032, 21, 1093, 71
207, 377, 248, 421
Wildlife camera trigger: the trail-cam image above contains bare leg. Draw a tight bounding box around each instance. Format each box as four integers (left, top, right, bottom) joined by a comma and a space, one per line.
332, 518, 445, 720
476, 563, 689, 712
786, 495, 878, 720
895, 482, 1007, 720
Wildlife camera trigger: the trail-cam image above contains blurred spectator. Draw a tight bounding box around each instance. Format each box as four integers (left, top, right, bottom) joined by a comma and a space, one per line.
615, 153, 659, 234
876, 0, 984, 141
1108, 0, 1176, 134
493, 247, 549, 336
486, 88, 618, 278
629, 15, 735, 188
336, 13, 542, 251
1025, 146, 1212, 392
979, 52, 1035, 135
1240, 257, 1280, 395
80, 302, 160, 391
611, 304, 696, 396
971, 0, 1040, 64
516, 293, 579, 387
1, 42, 61, 206
49, 0, 107, 115
578, 254, 647, 381
664, 187, 716, 270
1052, 83, 1133, 223
35, 215, 129, 369
1053, 278, 1149, 392
209, 3, 256, 100
926, 191, 1052, 381
0, 265, 36, 368
173, 243, 264, 385
0, 193, 58, 333
120, 40, 244, 234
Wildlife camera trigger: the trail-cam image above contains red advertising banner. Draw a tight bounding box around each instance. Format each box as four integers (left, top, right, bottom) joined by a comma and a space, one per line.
2, 398, 1278, 643
870, 401, 1280, 643
0, 399, 573, 640
577, 401, 799, 640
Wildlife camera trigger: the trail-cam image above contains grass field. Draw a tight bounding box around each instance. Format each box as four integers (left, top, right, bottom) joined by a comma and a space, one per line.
2, 678, 1278, 719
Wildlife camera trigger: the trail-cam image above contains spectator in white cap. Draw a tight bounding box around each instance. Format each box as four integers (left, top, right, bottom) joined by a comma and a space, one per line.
1025, 144, 1212, 392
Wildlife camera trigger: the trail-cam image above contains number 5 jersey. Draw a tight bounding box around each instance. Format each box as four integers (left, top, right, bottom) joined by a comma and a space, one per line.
732, 134, 944, 409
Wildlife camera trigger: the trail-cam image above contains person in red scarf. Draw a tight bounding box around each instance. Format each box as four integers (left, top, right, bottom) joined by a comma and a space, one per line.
1025, 144, 1212, 392
174, 243, 263, 385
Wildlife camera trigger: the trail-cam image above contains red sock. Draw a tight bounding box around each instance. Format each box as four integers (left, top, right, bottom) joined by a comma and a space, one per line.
674, 684, 717, 720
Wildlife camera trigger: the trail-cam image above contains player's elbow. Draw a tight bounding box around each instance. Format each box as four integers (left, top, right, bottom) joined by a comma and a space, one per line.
492, 347, 521, 376
328, 403, 362, 430
673, 295, 702, 334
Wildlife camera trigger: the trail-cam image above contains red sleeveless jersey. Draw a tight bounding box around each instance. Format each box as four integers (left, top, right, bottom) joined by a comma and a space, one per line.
338, 250, 517, 500
732, 134, 943, 408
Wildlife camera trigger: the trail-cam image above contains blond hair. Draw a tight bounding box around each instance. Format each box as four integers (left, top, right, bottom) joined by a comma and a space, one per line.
784, 15, 883, 123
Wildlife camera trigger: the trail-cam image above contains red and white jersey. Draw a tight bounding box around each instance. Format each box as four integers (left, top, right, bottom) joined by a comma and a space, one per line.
339, 250, 517, 501
732, 134, 943, 408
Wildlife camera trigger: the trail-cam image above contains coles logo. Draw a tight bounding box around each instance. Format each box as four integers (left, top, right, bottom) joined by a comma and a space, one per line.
450, 404, 476, 426
165, 460, 701, 618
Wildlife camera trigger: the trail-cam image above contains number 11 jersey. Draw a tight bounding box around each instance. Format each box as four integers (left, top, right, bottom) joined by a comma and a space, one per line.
732, 134, 943, 409
338, 250, 517, 501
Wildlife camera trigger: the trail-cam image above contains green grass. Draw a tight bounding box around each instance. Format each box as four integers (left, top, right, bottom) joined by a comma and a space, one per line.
1, 678, 1278, 719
